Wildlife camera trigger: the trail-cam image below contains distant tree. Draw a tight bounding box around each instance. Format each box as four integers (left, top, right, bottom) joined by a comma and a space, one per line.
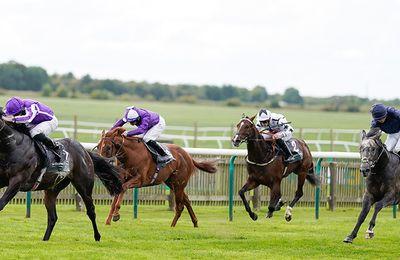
55, 85, 69, 97
221, 85, 239, 100
90, 89, 113, 100
225, 98, 242, 107
251, 85, 268, 102
282, 87, 303, 105
203, 85, 222, 100
42, 84, 53, 97
0, 61, 48, 90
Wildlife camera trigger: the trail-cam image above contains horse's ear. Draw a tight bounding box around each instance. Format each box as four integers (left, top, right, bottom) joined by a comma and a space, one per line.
242, 113, 246, 118
360, 130, 366, 140
249, 114, 256, 122
101, 129, 105, 137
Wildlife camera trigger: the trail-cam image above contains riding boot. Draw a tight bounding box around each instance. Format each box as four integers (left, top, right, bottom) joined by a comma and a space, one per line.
33, 133, 62, 162
276, 139, 301, 163
146, 140, 167, 156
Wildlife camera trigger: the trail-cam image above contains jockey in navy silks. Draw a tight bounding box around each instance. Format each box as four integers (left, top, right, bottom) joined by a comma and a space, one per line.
111, 106, 173, 164
2, 96, 63, 160
256, 109, 301, 163
367, 103, 400, 153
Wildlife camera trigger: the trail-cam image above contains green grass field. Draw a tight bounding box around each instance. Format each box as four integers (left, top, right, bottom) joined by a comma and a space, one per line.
0, 93, 371, 129
0, 204, 399, 259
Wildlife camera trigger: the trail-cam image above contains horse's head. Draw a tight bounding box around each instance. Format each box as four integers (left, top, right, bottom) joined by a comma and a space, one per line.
98, 128, 126, 158
359, 129, 384, 177
232, 114, 257, 147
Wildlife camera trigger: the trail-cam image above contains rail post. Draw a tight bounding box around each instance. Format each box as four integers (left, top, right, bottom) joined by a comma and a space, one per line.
328, 162, 337, 211
73, 114, 78, 141
393, 204, 397, 219
315, 158, 323, 219
26, 191, 31, 218
229, 156, 237, 221
133, 187, 139, 219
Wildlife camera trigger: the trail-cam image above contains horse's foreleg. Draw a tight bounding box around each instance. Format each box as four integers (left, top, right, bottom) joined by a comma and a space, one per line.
365, 192, 395, 239
238, 179, 259, 221
285, 173, 307, 222
112, 191, 126, 222
343, 193, 374, 243
266, 182, 282, 218
106, 195, 119, 225
0, 176, 24, 211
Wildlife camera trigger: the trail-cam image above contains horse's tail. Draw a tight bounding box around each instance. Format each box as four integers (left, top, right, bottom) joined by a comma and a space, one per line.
192, 159, 218, 173
306, 163, 320, 186
88, 151, 123, 196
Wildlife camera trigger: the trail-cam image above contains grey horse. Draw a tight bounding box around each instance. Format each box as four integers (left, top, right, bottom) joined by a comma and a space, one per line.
343, 130, 400, 243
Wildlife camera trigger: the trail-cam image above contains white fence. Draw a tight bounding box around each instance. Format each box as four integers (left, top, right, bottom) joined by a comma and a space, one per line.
57, 120, 361, 151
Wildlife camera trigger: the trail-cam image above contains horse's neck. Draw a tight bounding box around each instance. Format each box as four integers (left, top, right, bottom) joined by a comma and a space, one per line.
116, 138, 144, 163
0, 120, 19, 152
246, 133, 273, 161
374, 147, 390, 172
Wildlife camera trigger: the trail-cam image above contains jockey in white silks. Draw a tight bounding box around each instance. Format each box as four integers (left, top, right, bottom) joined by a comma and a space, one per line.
256, 109, 301, 163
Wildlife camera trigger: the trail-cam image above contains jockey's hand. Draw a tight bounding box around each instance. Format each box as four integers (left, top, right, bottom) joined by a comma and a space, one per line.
2, 115, 14, 122
272, 133, 282, 139
122, 131, 128, 137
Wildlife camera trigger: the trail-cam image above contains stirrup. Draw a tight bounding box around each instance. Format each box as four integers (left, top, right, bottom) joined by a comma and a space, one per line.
284, 154, 301, 163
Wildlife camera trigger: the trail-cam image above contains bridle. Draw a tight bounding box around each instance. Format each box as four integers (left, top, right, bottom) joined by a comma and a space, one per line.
360, 139, 386, 169
234, 118, 275, 145
99, 135, 126, 158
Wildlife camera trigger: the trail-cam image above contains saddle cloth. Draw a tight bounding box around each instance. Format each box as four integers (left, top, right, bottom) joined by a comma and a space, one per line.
285, 139, 304, 159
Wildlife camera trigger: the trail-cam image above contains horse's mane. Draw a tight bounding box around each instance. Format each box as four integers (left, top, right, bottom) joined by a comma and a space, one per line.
6, 122, 32, 137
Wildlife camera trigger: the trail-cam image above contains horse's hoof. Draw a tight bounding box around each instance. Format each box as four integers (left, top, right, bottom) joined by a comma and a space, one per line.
285, 215, 292, 222
266, 212, 273, 218
105, 221, 111, 225
250, 212, 258, 221
343, 236, 353, 243
276, 200, 285, 211
112, 214, 120, 222
95, 234, 101, 241
365, 230, 374, 239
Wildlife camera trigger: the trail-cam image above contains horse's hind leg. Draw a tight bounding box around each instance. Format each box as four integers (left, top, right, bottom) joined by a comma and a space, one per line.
183, 192, 198, 227
72, 180, 101, 241
238, 179, 259, 221
171, 188, 185, 227
365, 192, 395, 239
285, 172, 306, 222
42, 179, 70, 241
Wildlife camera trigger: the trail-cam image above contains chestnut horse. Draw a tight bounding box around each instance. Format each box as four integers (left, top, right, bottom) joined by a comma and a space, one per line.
98, 127, 218, 227
232, 115, 319, 221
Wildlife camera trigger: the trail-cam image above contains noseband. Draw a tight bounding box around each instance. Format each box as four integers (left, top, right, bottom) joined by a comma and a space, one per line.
361, 140, 386, 169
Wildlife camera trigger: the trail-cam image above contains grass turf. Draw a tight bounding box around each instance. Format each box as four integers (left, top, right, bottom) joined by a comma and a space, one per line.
0, 204, 399, 259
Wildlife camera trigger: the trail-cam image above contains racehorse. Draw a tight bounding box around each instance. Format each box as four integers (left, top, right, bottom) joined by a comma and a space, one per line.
231, 115, 319, 221
343, 130, 400, 243
97, 127, 218, 227
0, 118, 122, 241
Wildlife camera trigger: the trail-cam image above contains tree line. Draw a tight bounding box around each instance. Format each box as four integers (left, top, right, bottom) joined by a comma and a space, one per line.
1, 61, 398, 111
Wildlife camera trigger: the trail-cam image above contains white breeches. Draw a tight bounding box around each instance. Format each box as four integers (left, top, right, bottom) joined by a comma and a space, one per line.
385, 132, 400, 153
29, 117, 58, 137
143, 116, 166, 142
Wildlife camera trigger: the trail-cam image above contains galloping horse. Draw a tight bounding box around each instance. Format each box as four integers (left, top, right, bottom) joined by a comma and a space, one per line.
0, 118, 122, 241
232, 115, 319, 221
97, 127, 218, 227
343, 130, 400, 243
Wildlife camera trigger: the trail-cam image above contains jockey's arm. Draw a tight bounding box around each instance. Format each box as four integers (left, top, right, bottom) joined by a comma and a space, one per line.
12, 104, 38, 124
366, 127, 380, 138
111, 118, 126, 129
126, 113, 150, 137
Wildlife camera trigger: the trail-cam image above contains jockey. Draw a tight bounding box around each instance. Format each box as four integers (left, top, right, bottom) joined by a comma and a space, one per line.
256, 109, 301, 163
367, 103, 400, 153
112, 106, 172, 161
2, 97, 62, 160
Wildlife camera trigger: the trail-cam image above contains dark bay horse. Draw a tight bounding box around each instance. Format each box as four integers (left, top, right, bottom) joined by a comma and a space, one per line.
232, 115, 319, 221
0, 118, 122, 241
343, 130, 400, 243
97, 127, 218, 227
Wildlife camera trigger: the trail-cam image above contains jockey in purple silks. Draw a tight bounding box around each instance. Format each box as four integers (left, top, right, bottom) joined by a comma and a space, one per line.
2, 97, 62, 160
112, 106, 172, 161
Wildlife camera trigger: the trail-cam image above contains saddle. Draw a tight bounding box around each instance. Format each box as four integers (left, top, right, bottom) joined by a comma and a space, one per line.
33, 140, 70, 173
143, 141, 174, 170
